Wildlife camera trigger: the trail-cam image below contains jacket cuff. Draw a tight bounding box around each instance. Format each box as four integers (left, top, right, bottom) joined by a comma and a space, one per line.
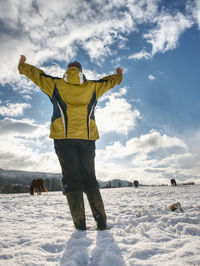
18, 63, 26, 74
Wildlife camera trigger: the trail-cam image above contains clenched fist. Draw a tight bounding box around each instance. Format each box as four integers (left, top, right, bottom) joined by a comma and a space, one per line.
116, 68, 123, 77
19, 55, 26, 65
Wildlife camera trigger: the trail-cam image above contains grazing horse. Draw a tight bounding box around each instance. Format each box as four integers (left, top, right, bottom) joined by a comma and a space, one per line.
30, 178, 48, 195
170, 179, 177, 186
133, 180, 139, 188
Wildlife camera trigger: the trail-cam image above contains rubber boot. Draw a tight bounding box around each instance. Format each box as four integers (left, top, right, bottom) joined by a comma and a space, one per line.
85, 187, 107, 230
66, 191, 86, 230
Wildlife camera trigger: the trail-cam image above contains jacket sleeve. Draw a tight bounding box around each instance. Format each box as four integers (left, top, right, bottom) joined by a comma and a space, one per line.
93, 74, 123, 100
18, 63, 55, 98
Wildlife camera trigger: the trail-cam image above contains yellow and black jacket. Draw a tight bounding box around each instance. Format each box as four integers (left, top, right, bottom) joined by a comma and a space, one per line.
18, 63, 122, 140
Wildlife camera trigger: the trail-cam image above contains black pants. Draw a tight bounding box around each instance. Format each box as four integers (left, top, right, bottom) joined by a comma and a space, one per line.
54, 139, 99, 193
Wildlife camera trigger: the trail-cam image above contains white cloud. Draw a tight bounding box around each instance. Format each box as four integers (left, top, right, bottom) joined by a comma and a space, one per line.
0, 117, 59, 172
0, 141, 59, 173
144, 12, 192, 55
83, 69, 107, 81
194, 0, 200, 27
129, 50, 152, 60
127, 0, 159, 23
42, 64, 66, 77
97, 130, 187, 160
0, 117, 49, 137
96, 88, 141, 135
148, 74, 156, 80
129, 8, 195, 60
0, 103, 31, 117
0, 35, 36, 85
95, 130, 194, 184
127, 130, 187, 152
0, 0, 19, 28
187, 0, 200, 28
12, 76, 40, 96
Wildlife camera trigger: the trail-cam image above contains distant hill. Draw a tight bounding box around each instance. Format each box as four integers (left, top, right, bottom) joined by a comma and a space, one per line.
0, 168, 61, 183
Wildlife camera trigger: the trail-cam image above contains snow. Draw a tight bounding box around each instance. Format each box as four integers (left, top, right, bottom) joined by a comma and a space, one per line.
0, 186, 200, 266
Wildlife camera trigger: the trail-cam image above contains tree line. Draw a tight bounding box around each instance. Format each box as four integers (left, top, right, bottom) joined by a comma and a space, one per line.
0, 175, 196, 194
0, 176, 62, 194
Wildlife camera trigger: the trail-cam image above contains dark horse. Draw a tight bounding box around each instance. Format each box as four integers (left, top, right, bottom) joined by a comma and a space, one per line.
133, 180, 139, 188
30, 178, 48, 195
170, 179, 177, 187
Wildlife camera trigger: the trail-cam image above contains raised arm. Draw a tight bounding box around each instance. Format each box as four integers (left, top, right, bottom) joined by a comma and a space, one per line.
94, 68, 123, 99
18, 55, 56, 98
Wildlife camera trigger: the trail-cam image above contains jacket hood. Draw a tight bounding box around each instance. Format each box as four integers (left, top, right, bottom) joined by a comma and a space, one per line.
63, 67, 86, 85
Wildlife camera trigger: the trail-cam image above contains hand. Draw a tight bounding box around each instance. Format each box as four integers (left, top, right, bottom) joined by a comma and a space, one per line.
116, 68, 123, 77
19, 55, 26, 65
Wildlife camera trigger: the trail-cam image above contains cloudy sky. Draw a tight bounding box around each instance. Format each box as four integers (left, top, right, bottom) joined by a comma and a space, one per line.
0, 0, 200, 185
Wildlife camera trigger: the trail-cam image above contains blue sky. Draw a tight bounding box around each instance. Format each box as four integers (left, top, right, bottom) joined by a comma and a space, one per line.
0, 0, 200, 185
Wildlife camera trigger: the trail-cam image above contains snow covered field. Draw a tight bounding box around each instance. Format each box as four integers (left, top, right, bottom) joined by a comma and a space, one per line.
0, 185, 200, 266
